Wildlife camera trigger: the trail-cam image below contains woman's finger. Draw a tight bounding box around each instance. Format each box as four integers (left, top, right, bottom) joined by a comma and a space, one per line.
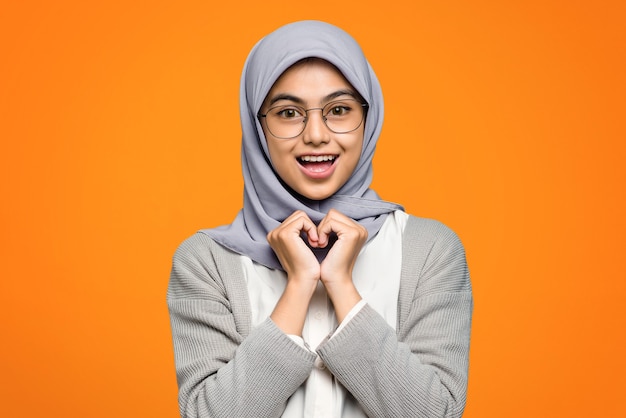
266, 210, 320, 279
317, 209, 367, 247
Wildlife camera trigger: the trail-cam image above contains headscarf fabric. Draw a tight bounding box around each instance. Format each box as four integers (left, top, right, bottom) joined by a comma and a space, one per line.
201, 20, 403, 270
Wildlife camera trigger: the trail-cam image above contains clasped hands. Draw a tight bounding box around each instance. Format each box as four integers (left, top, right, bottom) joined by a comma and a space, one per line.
267, 209, 367, 290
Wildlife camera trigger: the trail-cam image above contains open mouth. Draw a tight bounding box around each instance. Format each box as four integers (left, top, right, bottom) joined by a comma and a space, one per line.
297, 155, 337, 173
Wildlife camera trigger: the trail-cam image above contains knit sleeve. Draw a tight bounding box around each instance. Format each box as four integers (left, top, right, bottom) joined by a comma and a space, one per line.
167, 233, 317, 418
316, 217, 473, 418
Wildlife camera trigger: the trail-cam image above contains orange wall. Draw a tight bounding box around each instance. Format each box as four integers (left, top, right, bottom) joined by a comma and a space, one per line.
1, 1, 624, 416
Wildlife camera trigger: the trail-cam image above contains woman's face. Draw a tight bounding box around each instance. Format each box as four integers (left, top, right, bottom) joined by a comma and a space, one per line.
259, 59, 365, 201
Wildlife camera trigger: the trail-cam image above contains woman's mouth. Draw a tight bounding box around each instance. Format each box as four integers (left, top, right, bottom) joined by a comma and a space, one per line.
297, 155, 337, 174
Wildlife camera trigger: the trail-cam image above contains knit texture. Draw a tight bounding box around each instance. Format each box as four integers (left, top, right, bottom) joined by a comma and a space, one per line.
167, 215, 473, 417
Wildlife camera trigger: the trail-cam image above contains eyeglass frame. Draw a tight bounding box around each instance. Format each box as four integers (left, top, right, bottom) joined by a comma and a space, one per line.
257, 99, 369, 140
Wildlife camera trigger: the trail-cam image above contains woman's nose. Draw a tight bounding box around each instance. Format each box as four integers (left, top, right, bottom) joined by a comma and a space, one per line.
302, 109, 331, 144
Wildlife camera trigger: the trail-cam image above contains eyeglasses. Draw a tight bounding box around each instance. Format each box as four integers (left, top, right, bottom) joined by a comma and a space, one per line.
258, 99, 368, 139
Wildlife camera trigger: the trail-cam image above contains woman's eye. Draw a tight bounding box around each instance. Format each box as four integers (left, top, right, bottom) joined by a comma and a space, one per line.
277, 108, 301, 119
329, 105, 350, 116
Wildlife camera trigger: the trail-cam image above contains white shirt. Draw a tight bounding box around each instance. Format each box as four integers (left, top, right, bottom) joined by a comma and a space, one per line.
242, 210, 408, 417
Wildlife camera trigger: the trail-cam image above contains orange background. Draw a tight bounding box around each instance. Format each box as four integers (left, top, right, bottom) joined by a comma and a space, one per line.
1, 1, 624, 416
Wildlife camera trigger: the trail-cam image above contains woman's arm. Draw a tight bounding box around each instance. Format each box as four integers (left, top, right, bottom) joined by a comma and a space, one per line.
167, 233, 316, 418
316, 218, 473, 418
266, 210, 321, 335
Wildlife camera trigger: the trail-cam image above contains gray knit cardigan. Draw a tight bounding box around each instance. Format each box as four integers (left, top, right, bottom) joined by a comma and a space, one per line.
167, 215, 473, 418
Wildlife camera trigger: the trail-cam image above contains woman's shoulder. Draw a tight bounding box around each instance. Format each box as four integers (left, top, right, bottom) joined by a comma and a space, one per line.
173, 231, 237, 262
168, 232, 252, 333
401, 212, 463, 246
400, 212, 467, 270
170, 233, 242, 285
399, 212, 471, 295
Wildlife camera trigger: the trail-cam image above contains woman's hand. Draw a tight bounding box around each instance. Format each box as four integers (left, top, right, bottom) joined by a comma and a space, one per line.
267, 209, 368, 331
317, 209, 367, 322
267, 210, 321, 283
267, 210, 321, 335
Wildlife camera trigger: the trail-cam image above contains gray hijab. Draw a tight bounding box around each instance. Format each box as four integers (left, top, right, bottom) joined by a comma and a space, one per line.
201, 20, 403, 270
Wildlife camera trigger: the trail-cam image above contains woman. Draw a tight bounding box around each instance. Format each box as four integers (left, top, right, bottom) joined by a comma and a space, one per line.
168, 20, 473, 418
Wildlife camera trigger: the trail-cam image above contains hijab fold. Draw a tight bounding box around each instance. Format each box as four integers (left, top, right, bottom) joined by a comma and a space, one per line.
201, 20, 403, 270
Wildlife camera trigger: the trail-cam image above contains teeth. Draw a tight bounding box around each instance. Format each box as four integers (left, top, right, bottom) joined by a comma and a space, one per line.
299, 155, 336, 162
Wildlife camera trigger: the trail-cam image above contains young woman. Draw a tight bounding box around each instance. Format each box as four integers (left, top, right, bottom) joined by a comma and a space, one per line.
167, 20, 473, 418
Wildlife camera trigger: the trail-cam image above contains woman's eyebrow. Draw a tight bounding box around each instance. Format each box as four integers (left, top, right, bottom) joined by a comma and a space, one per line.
267, 94, 305, 107
267, 90, 358, 107
322, 89, 358, 102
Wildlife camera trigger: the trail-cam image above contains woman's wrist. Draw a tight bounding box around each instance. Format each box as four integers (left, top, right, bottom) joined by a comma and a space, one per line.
324, 280, 362, 324
271, 279, 317, 336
